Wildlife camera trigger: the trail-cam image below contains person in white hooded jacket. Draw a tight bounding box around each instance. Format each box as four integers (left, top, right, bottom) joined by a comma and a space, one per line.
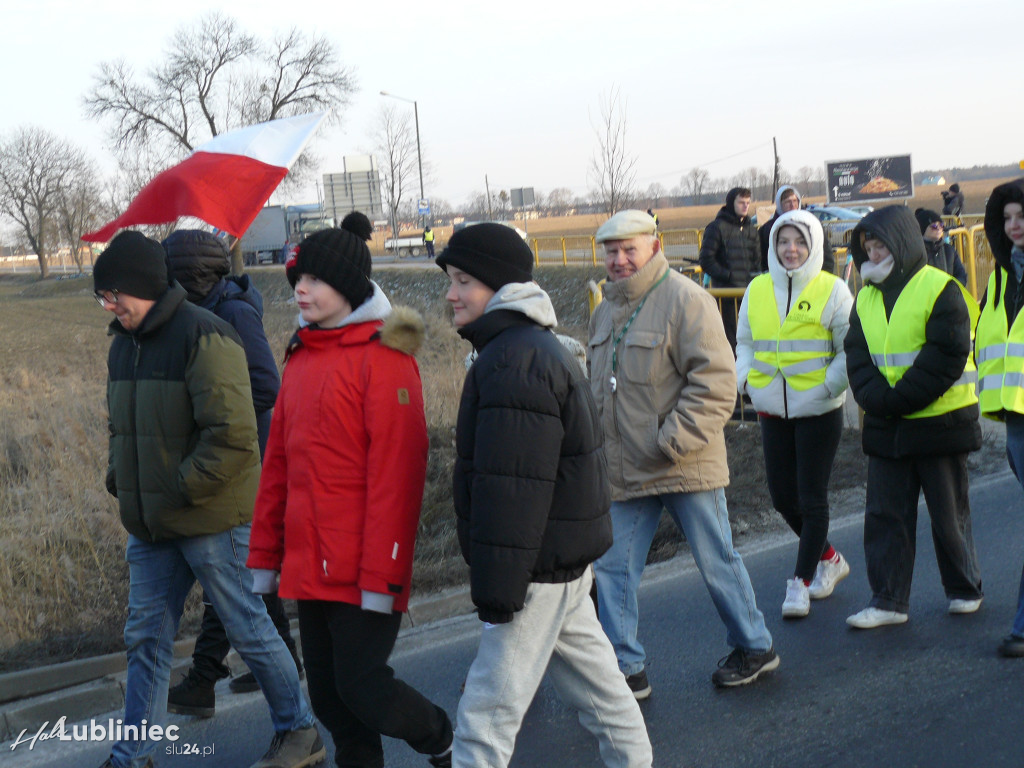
736, 209, 854, 618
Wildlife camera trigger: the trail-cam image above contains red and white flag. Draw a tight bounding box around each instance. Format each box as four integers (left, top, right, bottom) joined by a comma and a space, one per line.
82, 112, 327, 242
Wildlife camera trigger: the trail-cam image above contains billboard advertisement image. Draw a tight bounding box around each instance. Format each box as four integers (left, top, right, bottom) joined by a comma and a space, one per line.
825, 155, 914, 204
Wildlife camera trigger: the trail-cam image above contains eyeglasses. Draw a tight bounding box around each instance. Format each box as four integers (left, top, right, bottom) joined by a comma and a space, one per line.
94, 289, 119, 308
929, 222, 944, 230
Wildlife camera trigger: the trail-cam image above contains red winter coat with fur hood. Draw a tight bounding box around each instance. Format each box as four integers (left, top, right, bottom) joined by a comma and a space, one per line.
247, 287, 428, 612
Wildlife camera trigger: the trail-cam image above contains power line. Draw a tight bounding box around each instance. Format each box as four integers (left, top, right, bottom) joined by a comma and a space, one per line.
637, 140, 774, 184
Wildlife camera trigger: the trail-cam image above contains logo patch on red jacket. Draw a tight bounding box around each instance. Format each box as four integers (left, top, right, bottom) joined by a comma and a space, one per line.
397, 388, 410, 405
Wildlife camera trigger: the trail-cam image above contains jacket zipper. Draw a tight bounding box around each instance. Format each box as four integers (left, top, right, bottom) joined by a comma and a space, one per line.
131, 337, 151, 539
783, 277, 792, 419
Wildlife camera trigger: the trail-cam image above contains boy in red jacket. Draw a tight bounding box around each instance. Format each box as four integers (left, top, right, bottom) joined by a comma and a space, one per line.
248, 228, 453, 768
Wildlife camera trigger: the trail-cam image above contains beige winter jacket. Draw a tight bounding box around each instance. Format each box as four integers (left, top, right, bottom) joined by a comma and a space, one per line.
588, 251, 735, 500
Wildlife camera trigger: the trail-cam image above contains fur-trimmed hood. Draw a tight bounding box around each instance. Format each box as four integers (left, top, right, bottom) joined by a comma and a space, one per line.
379, 305, 426, 356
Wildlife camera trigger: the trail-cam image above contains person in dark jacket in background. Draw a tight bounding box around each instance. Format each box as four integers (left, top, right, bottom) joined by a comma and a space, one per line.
437, 224, 652, 768
699, 186, 761, 352
844, 206, 984, 630
759, 185, 835, 275
942, 183, 965, 218
93, 231, 320, 768
977, 179, 1024, 656
915, 208, 969, 285
162, 229, 303, 717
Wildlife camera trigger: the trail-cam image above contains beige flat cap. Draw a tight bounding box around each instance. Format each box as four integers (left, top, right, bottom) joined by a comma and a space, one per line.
595, 209, 658, 242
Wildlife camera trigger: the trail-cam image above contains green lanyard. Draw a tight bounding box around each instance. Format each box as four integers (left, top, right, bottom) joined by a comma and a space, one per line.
609, 270, 668, 393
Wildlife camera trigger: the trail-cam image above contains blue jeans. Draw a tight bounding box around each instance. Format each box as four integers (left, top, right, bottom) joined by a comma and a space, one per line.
1005, 413, 1024, 637
593, 489, 772, 676
111, 525, 315, 768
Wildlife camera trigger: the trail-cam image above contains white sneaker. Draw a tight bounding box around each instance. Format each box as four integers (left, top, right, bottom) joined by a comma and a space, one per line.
782, 578, 810, 618
846, 607, 908, 629
949, 598, 982, 614
808, 553, 850, 600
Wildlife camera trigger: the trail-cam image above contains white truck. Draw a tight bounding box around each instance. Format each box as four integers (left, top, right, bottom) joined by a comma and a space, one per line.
240, 206, 289, 265
384, 234, 426, 258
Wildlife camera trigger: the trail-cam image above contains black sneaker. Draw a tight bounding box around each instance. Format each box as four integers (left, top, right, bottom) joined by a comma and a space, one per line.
229, 671, 260, 694
230, 657, 305, 694
427, 749, 452, 767
711, 647, 780, 688
999, 634, 1024, 658
167, 670, 215, 717
625, 670, 652, 701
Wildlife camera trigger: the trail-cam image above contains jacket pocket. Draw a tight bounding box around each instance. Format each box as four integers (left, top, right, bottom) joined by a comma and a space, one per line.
621, 332, 666, 384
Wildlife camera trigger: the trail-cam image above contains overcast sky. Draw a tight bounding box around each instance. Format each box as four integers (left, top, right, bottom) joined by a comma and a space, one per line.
3, 0, 1021, 211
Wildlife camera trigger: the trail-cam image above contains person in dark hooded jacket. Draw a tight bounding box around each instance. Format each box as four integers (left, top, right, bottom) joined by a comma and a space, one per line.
699, 186, 761, 352
161, 230, 302, 717
844, 205, 984, 630
977, 178, 1024, 657
915, 208, 969, 285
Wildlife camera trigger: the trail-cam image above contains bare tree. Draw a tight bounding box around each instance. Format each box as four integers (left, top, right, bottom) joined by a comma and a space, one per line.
588, 87, 637, 216
0, 128, 89, 278
56, 156, 103, 273
545, 187, 575, 216
369, 104, 418, 236
85, 12, 354, 161
685, 167, 710, 205
644, 182, 667, 209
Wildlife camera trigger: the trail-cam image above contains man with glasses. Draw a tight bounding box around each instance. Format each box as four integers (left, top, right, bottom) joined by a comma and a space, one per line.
93, 230, 321, 768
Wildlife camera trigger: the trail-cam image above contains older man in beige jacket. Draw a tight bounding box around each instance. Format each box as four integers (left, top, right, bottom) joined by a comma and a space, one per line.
588, 210, 778, 699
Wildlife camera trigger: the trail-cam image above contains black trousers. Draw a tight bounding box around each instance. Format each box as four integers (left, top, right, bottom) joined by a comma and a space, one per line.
760, 407, 843, 582
298, 600, 452, 768
864, 453, 983, 613
192, 592, 299, 681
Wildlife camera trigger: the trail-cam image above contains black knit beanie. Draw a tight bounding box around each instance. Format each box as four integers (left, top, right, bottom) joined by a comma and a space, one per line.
914, 208, 942, 235
93, 231, 168, 301
339, 211, 374, 242
291, 227, 373, 309
435, 223, 533, 291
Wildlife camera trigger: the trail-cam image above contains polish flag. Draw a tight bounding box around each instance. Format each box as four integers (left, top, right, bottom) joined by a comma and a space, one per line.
82, 112, 327, 242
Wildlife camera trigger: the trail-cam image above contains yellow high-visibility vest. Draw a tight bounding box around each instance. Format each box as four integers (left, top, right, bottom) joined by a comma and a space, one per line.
975, 267, 1024, 418
856, 265, 978, 419
424, 229, 434, 242
747, 271, 838, 392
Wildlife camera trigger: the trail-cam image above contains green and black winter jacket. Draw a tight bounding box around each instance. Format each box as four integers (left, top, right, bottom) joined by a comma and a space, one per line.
105, 283, 262, 542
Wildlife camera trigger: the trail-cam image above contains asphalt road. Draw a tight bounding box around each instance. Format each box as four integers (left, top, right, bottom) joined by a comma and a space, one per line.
6, 471, 1023, 768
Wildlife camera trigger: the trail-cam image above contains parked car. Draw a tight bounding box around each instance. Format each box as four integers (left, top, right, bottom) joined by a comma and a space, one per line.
844, 205, 875, 217
806, 205, 865, 247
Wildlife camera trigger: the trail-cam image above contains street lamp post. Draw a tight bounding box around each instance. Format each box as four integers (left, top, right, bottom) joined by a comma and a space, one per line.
380, 91, 425, 227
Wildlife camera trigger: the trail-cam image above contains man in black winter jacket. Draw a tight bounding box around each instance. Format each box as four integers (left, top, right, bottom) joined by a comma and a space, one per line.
437, 224, 652, 768
844, 205, 984, 630
699, 186, 760, 351
162, 230, 303, 718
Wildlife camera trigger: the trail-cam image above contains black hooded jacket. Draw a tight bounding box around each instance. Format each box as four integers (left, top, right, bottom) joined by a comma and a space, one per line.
981, 179, 1024, 330
845, 206, 981, 458
699, 188, 761, 288
163, 230, 281, 451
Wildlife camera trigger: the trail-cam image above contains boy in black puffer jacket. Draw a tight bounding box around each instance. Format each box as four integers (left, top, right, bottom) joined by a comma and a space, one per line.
844, 206, 984, 630
437, 224, 652, 768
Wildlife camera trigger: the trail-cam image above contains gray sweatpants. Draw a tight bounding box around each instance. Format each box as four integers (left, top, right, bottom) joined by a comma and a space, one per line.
453, 569, 653, 768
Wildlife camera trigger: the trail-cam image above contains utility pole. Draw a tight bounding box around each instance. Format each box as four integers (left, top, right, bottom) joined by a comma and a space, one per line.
485, 175, 493, 220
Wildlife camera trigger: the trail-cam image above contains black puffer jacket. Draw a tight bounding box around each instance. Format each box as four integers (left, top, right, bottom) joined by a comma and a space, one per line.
453, 284, 612, 623
981, 179, 1024, 328
699, 189, 761, 288
845, 205, 980, 458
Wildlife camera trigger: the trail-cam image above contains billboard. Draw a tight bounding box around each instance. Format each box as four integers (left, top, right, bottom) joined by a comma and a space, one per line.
825, 155, 913, 204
